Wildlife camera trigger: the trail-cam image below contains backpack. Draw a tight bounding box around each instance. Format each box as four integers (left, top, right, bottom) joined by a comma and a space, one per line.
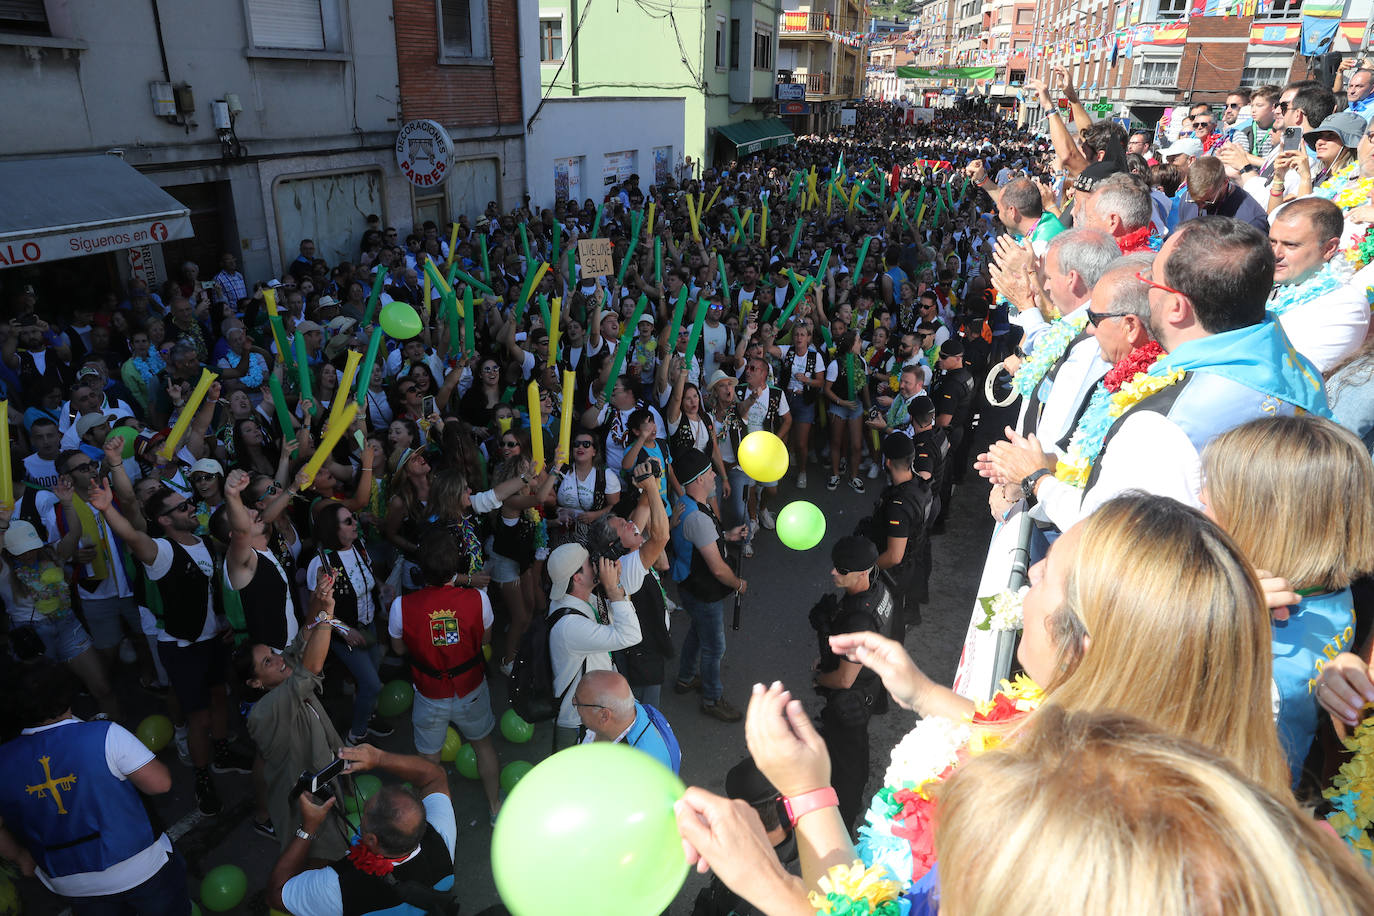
635, 703, 682, 774
507, 606, 585, 722
668, 496, 701, 584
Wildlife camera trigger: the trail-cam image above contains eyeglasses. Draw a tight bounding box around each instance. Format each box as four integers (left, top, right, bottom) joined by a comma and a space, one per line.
1134, 271, 1187, 300
1086, 309, 1134, 327
570, 700, 606, 711
66, 460, 97, 475
573, 439, 594, 448
168, 501, 194, 514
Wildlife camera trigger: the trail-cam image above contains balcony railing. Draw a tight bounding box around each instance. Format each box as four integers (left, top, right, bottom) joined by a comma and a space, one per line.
805, 71, 830, 94
780, 11, 865, 33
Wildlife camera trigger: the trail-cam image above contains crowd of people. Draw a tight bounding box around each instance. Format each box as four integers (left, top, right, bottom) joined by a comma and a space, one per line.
1, 76, 1374, 913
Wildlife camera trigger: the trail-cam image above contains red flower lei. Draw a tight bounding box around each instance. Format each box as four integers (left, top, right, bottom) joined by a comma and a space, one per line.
1101, 341, 1165, 393
346, 842, 411, 876
1116, 225, 1154, 254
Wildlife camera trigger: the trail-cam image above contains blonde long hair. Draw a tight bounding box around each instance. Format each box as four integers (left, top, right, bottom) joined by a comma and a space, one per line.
1203, 415, 1374, 593
1040, 494, 1291, 797
935, 707, 1374, 916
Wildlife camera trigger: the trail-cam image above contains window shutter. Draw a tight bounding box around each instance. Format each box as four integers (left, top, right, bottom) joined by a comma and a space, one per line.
247, 0, 325, 50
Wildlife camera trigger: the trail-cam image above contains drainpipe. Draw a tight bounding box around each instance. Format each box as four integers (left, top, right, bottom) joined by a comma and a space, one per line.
570, 0, 580, 95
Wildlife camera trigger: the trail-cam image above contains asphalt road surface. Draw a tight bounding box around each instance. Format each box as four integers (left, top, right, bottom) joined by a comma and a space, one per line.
17, 406, 1008, 915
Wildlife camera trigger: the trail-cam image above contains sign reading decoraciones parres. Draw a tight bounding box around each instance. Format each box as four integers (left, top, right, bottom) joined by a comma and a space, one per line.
395, 120, 455, 188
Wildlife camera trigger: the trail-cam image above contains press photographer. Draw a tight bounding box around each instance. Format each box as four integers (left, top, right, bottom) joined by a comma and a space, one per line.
269, 743, 457, 916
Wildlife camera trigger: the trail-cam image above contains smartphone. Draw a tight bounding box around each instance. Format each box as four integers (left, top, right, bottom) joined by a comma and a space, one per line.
1282, 126, 1303, 153
309, 757, 347, 795
421, 395, 437, 417
201, 281, 215, 290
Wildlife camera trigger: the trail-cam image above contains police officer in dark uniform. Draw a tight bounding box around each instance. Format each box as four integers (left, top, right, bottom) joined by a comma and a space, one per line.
860, 433, 933, 634
930, 338, 974, 528
809, 536, 894, 829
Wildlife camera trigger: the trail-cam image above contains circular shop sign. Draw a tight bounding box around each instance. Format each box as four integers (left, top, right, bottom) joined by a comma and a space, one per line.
395, 119, 455, 188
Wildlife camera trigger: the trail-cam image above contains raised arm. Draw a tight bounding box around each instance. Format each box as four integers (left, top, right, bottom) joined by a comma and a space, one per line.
86, 479, 159, 566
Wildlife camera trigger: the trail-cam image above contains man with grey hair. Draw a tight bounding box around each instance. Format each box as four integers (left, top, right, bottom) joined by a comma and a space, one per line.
1080, 173, 1158, 252
573, 669, 678, 772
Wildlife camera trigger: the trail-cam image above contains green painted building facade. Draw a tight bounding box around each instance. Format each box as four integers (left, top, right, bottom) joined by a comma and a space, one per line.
536, 0, 789, 170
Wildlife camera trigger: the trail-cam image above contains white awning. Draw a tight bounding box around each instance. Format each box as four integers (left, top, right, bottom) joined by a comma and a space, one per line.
0, 154, 192, 269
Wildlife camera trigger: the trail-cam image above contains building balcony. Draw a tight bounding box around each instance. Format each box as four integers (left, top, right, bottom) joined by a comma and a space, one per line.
779, 10, 864, 35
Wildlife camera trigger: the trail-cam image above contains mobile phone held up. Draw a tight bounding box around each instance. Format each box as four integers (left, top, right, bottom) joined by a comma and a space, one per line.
421, 395, 437, 418
289, 756, 347, 803
1282, 126, 1304, 153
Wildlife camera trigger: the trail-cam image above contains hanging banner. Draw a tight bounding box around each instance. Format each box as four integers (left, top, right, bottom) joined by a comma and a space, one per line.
1301, 0, 1344, 55
895, 65, 998, 79
1250, 22, 1301, 45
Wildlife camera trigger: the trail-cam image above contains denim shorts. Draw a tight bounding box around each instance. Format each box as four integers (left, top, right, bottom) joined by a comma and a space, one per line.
828, 400, 862, 421
81, 595, 142, 650
484, 549, 522, 585
786, 389, 817, 424
412, 678, 496, 751
28, 612, 93, 663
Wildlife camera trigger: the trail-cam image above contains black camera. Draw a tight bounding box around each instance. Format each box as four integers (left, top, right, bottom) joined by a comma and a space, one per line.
633, 457, 662, 484
289, 757, 346, 804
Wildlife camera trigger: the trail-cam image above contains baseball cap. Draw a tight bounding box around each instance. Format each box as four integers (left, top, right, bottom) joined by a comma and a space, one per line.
637, 314, 656, 328
882, 432, 914, 463
548, 542, 589, 600
4, 521, 45, 556
831, 535, 879, 574
75, 412, 111, 438
1158, 137, 1203, 159
191, 458, 224, 477
939, 338, 965, 359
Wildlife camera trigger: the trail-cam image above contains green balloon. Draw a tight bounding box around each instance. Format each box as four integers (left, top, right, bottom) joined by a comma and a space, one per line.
492, 744, 687, 916
499, 760, 533, 795
776, 499, 826, 550
200, 864, 247, 912
135, 714, 173, 752
376, 679, 414, 717
109, 426, 139, 459
345, 773, 384, 814
380, 302, 423, 340
455, 743, 479, 779
440, 726, 462, 762
500, 709, 534, 744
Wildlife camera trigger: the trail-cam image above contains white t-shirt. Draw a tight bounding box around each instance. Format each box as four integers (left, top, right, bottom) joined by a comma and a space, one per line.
739, 384, 788, 433
24, 718, 171, 898
23, 453, 59, 489
668, 414, 712, 452
781, 345, 825, 394
281, 793, 457, 916
557, 465, 621, 512
306, 547, 378, 627
700, 322, 730, 381
141, 537, 219, 646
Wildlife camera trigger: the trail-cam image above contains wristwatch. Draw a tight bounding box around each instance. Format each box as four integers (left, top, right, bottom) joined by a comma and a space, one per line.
1021, 468, 1052, 501
777, 786, 839, 828
294, 827, 315, 842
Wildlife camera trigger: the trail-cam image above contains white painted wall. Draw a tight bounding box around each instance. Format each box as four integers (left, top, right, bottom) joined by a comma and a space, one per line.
525, 97, 686, 211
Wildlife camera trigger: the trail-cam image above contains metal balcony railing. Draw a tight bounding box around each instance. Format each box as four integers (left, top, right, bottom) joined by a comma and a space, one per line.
782, 11, 831, 31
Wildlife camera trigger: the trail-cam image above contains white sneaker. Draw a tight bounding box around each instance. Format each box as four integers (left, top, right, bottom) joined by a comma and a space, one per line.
796, 471, 808, 489
743, 540, 754, 558
748, 519, 759, 538
868, 461, 881, 479
827, 475, 840, 491
761, 509, 776, 530
175, 727, 191, 766
850, 477, 866, 494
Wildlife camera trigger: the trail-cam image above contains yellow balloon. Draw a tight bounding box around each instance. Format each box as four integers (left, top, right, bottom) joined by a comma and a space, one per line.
737, 430, 789, 483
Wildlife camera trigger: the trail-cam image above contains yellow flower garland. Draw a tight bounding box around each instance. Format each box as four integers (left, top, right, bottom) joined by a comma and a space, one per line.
1331, 162, 1374, 211
810, 861, 904, 915
1053, 370, 1186, 488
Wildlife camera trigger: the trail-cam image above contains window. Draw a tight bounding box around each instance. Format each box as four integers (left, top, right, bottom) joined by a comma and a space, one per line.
1016, 8, 1034, 23
1258, 0, 1301, 18
0, 0, 48, 34
1241, 64, 1291, 86
246, 0, 326, 50
539, 17, 562, 61
753, 30, 773, 70
438, 0, 490, 61
716, 17, 725, 69
1136, 59, 1177, 87
729, 18, 740, 69
1156, 0, 1189, 18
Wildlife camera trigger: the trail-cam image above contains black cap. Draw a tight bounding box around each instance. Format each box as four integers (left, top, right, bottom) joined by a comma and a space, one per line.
909, 394, 935, 424
725, 757, 778, 805
675, 447, 712, 486
1072, 161, 1120, 194
939, 337, 965, 359
882, 432, 914, 462
831, 535, 878, 574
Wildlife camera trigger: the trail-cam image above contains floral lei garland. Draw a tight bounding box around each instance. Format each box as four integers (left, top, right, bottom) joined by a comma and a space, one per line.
810, 861, 907, 916
1268, 258, 1354, 318
1323, 714, 1374, 864
1323, 161, 1374, 211
856, 676, 1045, 886
1347, 225, 1374, 272
1012, 310, 1089, 399
1054, 343, 1176, 489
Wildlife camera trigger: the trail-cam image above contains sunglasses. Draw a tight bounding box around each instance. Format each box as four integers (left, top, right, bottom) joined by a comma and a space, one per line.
573, 439, 594, 448
1086, 309, 1133, 327
1225, 102, 1242, 109
168, 500, 194, 514
399, 386, 417, 395
66, 460, 98, 475
340, 515, 357, 526
190, 473, 218, 484
501, 439, 520, 448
